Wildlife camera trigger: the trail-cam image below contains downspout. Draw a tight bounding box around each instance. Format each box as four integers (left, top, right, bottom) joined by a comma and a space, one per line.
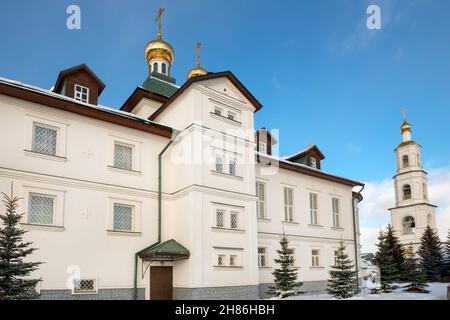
133, 129, 180, 300
351, 185, 364, 293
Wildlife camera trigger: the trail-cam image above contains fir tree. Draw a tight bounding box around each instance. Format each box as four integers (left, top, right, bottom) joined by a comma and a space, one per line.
267, 232, 303, 298
442, 230, 450, 281
0, 189, 42, 300
384, 225, 407, 282
402, 252, 429, 293
418, 225, 444, 282
373, 230, 397, 293
327, 241, 357, 299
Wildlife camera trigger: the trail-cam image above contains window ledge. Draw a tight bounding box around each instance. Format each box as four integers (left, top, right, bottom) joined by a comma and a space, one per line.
213, 266, 244, 269
308, 224, 324, 229
210, 170, 244, 180
331, 227, 344, 231
108, 166, 142, 176
257, 218, 271, 222
20, 223, 65, 232
106, 230, 142, 237
210, 112, 242, 126
258, 266, 272, 269
211, 227, 245, 233
282, 221, 299, 225
23, 150, 67, 162
310, 266, 325, 270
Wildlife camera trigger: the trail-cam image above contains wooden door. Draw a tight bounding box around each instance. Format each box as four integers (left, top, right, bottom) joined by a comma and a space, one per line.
150, 266, 173, 300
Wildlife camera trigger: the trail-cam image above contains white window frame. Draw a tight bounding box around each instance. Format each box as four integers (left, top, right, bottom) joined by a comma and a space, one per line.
229, 255, 238, 267
311, 249, 320, 267
332, 197, 340, 228
230, 211, 239, 229
259, 141, 267, 154
74, 84, 89, 103
31, 122, 58, 157
229, 158, 237, 176
256, 182, 266, 219
113, 142, 134, 171
215, 156, 223, 173
286, 248, 295, 267
214, 107, 223, 117
108, 135, 142, 174
258, 247, 267, 267
108, 197, 141, 234
215, 209, 225, 228
217, 254, 226, 266
310, 156, 317, 168
227, 111, 236, 121
283, 187, 294, 222
309, 193, 319, 225
112, 203, 135, 232
28, 193, 56, 226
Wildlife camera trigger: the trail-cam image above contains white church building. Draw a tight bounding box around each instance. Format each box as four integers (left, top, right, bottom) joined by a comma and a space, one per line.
0, 10, 364, 300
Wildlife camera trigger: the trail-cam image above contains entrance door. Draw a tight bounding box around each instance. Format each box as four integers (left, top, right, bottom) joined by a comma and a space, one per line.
150, 266, 173, 300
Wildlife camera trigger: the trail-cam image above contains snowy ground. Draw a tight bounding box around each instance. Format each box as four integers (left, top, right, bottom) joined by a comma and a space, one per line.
279, 283, 449, 300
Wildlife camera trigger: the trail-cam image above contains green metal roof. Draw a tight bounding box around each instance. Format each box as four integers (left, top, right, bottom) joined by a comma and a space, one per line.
141, 72, 179, 98
138, 239, 190, 261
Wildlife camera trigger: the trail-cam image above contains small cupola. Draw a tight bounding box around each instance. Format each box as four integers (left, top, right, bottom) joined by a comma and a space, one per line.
187, 42, 208, 79
53, 64, 105, 105
256, 128, 277, 156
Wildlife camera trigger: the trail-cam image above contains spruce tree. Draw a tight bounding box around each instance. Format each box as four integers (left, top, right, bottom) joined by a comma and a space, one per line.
373, 230, 397, 293
327, 241, 357, 299
402, 252, 428, 293
267, 232, 303, 298
442, 230, 450, 281
418, 225, 444, 282
384, 225, 406, 282
0, 189, 42, 299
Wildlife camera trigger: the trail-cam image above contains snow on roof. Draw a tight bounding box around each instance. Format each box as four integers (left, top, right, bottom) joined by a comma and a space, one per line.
0, 76, 171, 129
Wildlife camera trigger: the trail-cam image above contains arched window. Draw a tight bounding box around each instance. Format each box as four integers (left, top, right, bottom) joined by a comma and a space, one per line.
403, 184, 412, 200
402, 155, 409, 168
423, 183, 428, 200
161, 63, 167, 75
153, 63, 158, 73
402, 216, 416, 234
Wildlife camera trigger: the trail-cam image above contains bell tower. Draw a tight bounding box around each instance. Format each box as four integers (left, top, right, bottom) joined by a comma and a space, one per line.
389, 109, 437, 252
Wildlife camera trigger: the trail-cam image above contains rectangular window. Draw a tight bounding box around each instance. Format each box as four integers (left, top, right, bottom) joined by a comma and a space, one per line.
230, 212, 238, 229
214, 107, 222, 116
259, 141, 267, 154
258, 247, 267, 267
215, 157, 223, 173
256, 182, 266, 219
310, 157, 317, 169
283, 187, 294, 222
29, 194, 55, 225
73, 279, 96, 294
286, 248, 295, 266
229, 255, 237, 267
309, 193, 319, 225
334, 250, 340, 266
114, 143, 133, 170
32, 123, 57, 156
113, 204, 133, 231
332, 198, 340, 228
218, 254, 225, 266
227, 112, 236, 121
312, 249, 320, 267
74, 85, 89, 103
216, 209, 225, 228
229, 159, 236, 176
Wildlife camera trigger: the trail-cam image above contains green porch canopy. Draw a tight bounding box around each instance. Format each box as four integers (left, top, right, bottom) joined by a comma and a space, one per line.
138, 239, 190, 262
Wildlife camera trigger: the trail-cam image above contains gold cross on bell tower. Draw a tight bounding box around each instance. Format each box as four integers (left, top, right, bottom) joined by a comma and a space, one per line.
196, 42, 202, 67
156, 8, 165, 39
401, 107, 408, 121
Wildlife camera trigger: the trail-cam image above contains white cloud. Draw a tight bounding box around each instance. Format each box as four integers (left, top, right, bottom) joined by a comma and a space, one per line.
359, 167, 450, 253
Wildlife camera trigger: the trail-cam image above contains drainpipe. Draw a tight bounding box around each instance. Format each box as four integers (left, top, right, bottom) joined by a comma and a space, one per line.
133, 129, 180, 300
351, 185, 364, 294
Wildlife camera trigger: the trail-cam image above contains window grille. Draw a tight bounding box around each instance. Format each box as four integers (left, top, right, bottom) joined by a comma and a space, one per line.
312, 249, 320, 267
218, 255, 225, 266
29, 194, 54, 225
32, 124, 57, 156
229, 255, 237, 266
215, 157, 223, 173
230, 212, 238, 229
73, 279, 96, 293
113, 204, 133, 231
258, 247, 267, 267
216, 209, 225, 228
74, 85, 89, 103
229, 159, 236, 176
114, 143, 133, 170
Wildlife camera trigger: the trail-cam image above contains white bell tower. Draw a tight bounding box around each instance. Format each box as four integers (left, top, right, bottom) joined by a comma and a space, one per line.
389, 109, 437, 252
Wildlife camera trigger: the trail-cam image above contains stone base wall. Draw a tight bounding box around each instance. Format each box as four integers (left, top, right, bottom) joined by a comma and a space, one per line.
173, 285, 259, 300
36, 288, 145, 300
259, 280, 329, 299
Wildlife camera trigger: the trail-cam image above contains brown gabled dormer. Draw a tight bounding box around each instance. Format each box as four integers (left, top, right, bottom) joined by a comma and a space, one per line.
285, 145, 325, 170
53, 64, 105, 105
256, 128, 277, 156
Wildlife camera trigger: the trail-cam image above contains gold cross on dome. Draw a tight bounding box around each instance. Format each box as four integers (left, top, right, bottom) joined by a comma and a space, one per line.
155, 8, 165, 39
196, 42, 202, 67
401, 107, 408, 121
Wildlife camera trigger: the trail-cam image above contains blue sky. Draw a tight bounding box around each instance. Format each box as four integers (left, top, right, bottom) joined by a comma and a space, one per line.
1, 0, 450, 249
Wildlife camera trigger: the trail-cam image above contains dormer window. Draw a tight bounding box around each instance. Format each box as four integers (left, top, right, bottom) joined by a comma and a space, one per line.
310, 157, 317, 169
259, 141, 267, 154
74, 84, 89, 103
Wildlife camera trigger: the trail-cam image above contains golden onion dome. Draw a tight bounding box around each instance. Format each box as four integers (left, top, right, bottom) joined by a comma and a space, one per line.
145, 38, 175, 64
187, 66, 208, 79
400, 120, 411, 133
